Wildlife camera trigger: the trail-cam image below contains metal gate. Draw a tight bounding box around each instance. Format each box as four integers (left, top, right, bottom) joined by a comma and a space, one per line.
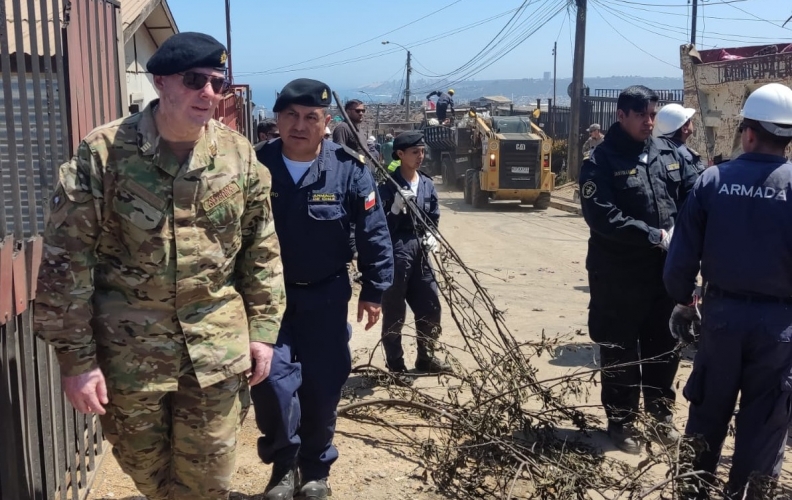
0, 1, 124, 499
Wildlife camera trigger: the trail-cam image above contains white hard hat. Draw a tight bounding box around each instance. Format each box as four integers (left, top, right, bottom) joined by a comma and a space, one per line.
367, 135, 375, 144
740, 83, 792, 137
653, 103, 696, 138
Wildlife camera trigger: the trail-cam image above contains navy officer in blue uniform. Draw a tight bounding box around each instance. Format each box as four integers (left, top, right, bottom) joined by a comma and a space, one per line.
653, 103, 706, 174
251, 78, 394, 500
664, 83, 792, 500
579, 85, 699, 454
378, 131, 451, 374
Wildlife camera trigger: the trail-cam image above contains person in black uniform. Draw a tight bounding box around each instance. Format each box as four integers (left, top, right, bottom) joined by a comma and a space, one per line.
378, 131, 451, 374
252, 78, 394, 500
579, 85, 699, 454
426, 89, 455, 123
653, 103, 706, 173
664, 83, 792, 500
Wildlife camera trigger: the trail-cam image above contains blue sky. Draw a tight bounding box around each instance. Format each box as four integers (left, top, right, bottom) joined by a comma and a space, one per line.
167, 0, 792, 107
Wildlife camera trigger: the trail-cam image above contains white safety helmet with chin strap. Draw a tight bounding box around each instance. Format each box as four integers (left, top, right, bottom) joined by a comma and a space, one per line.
740, 83, 792, 137
652, 103, 696, 138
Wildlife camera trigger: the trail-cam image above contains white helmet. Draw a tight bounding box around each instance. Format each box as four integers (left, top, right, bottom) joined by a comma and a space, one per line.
740, 83, 792, 137
653, 103, 696, 138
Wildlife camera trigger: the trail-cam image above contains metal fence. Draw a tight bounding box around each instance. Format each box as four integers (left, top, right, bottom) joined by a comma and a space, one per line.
541, 90, 685, 140
0, 1, 123, 499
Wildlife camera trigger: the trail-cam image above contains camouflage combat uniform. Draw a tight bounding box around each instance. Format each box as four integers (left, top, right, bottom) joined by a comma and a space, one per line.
34, 100, 285, 500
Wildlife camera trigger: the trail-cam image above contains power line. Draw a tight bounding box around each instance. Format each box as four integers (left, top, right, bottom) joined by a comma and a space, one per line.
414, 0, 567, 93
243, 0, 463, 75
611, 0, 747, 7
235, 6, 524, 77
716, 0, 792, 32
590, 2, 679, 69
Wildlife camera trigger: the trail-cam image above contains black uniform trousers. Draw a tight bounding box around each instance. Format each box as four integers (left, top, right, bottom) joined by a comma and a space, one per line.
588, 270, 678, 424
682, 295, 792, 499
381, 238, 442, 366
435, 103, 448, 122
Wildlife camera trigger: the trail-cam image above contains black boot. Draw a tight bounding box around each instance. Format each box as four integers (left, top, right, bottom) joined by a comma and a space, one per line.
264, 463, 297, 500
607, 422, 642, 455
414, 356, 452, 374
299, 477, 331, 499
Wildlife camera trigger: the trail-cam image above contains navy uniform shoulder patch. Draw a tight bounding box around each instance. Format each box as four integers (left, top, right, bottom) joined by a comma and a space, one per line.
338, 144, 367, 166
581, 180, 597, 199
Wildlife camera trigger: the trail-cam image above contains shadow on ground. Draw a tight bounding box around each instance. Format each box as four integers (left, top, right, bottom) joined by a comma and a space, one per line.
547, 342, 599, 368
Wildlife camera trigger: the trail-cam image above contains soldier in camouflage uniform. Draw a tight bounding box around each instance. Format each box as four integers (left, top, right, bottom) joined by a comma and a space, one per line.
33, 32, 285, 500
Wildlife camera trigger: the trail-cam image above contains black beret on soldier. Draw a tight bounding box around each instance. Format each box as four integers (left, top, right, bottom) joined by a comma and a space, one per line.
146, 32, 228, 76
391, 131, 425, 160
273, 78, 332, 113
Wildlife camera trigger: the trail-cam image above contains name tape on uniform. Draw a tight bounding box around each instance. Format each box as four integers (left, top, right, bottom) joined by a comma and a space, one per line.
203, 182, 241, 212
613, 169, 637, 177
310, 192, 339, 202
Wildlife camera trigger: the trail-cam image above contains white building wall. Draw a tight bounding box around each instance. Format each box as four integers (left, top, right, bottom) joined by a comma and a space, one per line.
124, 29, 159, 112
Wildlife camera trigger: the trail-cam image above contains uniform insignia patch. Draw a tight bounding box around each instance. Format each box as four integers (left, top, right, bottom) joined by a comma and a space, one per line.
639, 153, 649, 164
666, 163, 680, 171
359, 154, 366, 163
203, 182, 241, 212
364, 190, 376, 210
310, 192, 338, 202
220, 51, 228, 64
321, 88, 328, 100
581, 180, 597, 199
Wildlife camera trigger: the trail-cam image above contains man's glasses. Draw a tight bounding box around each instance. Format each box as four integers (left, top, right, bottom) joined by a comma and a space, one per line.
178, 71, 230, 94
352, 108, 366, 114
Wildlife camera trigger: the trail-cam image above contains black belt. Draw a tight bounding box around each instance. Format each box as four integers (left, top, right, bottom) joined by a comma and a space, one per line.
705, 285, 792, 305
287, 268, 347, 288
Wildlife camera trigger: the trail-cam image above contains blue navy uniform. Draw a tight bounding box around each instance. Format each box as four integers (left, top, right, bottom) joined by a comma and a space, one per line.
664, 152, 792, 497
251, 138, 393, 481
378, 167, 442, 369
580, 122, 699, 426
658, 136, 706, 174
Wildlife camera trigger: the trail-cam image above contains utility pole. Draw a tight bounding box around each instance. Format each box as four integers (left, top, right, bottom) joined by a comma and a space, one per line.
567, 0, 586, 181
405, 50, 412, 122
225, 0, 233, 80
690, 0, 698, 45
552, 41, 557, 138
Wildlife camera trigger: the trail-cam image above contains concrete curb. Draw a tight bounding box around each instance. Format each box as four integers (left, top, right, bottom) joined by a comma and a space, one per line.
549, 198, 581, 215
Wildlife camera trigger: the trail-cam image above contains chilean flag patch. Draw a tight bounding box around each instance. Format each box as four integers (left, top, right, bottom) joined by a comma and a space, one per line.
364, 190, 376, 210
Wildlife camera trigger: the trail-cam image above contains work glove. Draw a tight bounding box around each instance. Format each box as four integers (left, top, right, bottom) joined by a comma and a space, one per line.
658, 226, 675, 251
422, 233, 439, 253
390, 189, 415, 215
669, 299, 701, 344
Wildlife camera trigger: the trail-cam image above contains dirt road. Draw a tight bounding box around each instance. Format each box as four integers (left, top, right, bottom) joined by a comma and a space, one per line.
86, 191, 784, 499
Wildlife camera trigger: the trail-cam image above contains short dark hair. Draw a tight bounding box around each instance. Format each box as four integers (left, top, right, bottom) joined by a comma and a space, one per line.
344, 99, 364, 111
257, 119, 277, 135
617, 85, 659, 114
743, 118, 792, 150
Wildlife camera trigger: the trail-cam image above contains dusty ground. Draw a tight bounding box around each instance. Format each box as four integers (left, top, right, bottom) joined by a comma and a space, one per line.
86, 189, 791, 500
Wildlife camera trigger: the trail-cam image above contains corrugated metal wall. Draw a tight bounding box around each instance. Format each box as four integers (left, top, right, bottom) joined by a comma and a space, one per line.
0, 74, 64, 236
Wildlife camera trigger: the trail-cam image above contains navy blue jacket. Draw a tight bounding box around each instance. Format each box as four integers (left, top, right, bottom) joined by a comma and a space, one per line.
658, 136, 706, 174
664, 152, 792, 303
257, 139, 394, 303
378, 168, 440, 242
580, 122, 699, 274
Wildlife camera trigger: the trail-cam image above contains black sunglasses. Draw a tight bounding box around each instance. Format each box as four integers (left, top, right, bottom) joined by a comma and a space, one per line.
178, 71, 230, 94
352, 108, 366, 114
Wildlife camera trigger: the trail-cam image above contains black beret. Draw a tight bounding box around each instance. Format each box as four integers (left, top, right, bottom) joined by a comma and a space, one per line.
273, 78, 332, 113
392, 131, 425, 160
147, 32, 227, 76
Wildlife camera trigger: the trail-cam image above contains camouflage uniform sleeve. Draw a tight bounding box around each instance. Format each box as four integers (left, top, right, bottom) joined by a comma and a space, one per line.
34, 141, 103, 376
235, 147, 285, 345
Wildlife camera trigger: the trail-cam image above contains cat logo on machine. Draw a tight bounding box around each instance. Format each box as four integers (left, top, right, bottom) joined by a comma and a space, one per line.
515, 143, 526, 151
